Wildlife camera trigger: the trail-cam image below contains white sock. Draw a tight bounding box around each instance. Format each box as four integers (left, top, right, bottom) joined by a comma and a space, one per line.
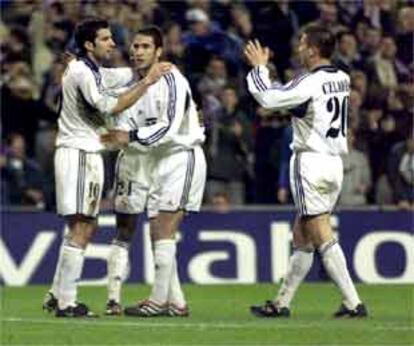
58, 242, 85, 309
49, 237, 67, 297
149, 239, 176, 305
167, 256, 186, 307
107, 240, 130, 304
274, 248, 314, 308
320, 239, 361, 309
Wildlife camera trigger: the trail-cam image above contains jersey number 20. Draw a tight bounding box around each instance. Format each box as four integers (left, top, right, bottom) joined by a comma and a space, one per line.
326, 96, 348, 138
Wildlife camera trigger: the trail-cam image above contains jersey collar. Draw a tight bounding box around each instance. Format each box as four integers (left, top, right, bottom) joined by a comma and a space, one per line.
311, 64, 338, 73
78, 55, 99, 73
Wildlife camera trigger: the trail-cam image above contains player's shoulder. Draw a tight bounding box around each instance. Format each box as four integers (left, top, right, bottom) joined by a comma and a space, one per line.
67, 58, 97, 79
311, 64, 349, 79
163, 66, 188, 85
291, 71, 313, 85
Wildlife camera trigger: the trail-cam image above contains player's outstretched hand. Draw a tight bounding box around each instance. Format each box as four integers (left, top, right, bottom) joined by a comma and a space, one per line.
244, 39, 270, 67
100, 130, 130, 147
144, 62, 173, 85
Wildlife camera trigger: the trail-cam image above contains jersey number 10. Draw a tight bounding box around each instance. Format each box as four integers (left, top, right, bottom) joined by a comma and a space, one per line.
326, 96, 349, 138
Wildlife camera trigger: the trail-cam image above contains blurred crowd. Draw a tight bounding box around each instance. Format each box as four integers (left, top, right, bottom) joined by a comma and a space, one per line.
1, 0, 413, 211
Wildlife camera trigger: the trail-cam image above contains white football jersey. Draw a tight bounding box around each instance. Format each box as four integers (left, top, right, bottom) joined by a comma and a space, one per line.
247, 65, 350, 155
115, 67, 205, 155
56, 57, 134, 152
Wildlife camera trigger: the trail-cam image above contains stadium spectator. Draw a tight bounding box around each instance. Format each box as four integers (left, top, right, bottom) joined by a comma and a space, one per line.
1, 133, 45, 208
388, 139, 414, 210
339, 129, 371, 206
163, 21, 185, 65
228, 4, 254, 44
312, 2, 346, 35
1, 26, 31, 65
336, 0, 361, 26
348, 89, 363, 131
398, 141, 414, 208
253, 107, 289, 204
350, 70, 369, 107
396, 7, 414, 67
333, 31, 362, 72
137, 0, 169, 28
96, 1, 128, 48
40, 59, 65, 113
210, 191, 231, 213
277, 124, 293, 205
197, 55, 229, 120
358, 24, 383, 66
357, 106, 401, 202
248, 1, 299, 80
182, 8, 242, 77
206, 85, 253, 205
1, 69, 57, 157
352, 0, 395, 35
365, 35, 410, 112
35, 127, 57, 211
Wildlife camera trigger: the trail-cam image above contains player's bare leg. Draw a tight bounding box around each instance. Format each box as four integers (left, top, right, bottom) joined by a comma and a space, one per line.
106, 213, 137, 316
251, 215, 314, 318
304, 213, 367, 318
55, 215, 98, 317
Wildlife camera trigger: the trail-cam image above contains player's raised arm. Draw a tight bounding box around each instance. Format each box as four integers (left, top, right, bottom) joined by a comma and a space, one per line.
244, 40, 311, 110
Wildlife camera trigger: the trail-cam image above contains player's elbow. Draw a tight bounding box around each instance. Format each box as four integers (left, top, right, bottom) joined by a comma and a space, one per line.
255, 94, 275, 109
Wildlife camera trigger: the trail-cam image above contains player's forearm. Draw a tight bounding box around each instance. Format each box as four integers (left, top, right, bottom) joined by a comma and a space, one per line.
247, 66, 270, 92
247, 66, 277, 109
111, 78, 152, 115
128, 123, 169, 147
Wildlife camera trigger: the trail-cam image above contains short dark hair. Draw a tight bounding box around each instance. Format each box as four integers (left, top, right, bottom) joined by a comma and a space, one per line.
302, 24, 336, 59
136, 25, 164, 49
74, 18, 110, 55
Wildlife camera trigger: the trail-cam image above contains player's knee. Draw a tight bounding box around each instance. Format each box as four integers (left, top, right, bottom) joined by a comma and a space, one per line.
67, 216, 96, 248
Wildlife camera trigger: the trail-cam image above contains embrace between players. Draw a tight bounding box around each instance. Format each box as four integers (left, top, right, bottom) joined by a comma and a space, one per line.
43, 18, 367, 319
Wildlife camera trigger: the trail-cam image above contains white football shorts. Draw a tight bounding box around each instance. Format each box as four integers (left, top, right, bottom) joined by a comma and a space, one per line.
55, 147, 104, 218
114, 149, 158, 214
115, 146, 206, 217
148, 146, 207, 218
290, 151, 343, 216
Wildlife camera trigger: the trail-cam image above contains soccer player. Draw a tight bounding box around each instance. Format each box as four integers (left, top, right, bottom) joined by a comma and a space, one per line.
244, 24, 368, 318
42, 18, 171, 318
101, 26, 206, 317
